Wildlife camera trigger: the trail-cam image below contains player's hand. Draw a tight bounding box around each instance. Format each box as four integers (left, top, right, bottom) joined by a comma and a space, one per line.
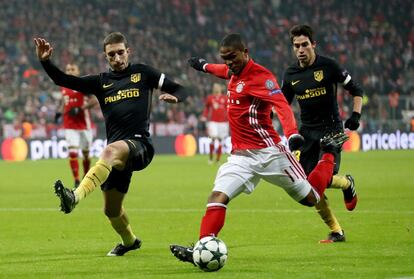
288, 133, 305, 151
54, 112, 62, 124
188, 57, 208, 72
34, 38, 53, 61
159, 93, 178, 103
69, 107, 82, 116
344, 112, 361, 130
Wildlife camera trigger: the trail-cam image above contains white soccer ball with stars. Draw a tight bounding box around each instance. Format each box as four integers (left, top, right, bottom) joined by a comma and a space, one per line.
192, 236, 228, 272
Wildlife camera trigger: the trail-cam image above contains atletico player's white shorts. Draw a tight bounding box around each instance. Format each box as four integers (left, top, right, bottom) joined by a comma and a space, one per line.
213, 145, 317, 202
207, 121, 229, 139
65, 129, 93, 150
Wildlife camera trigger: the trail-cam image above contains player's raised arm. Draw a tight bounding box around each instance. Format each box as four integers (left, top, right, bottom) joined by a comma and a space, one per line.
33, 38, 100, 94
188, 57, 230, 79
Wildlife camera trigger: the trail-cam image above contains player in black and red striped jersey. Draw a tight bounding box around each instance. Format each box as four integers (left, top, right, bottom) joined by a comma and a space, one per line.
282, 25, 363, 243
35, 32, 188, 256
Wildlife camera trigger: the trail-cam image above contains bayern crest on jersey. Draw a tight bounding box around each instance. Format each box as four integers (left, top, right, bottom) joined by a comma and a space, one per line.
236, 81, 245, 93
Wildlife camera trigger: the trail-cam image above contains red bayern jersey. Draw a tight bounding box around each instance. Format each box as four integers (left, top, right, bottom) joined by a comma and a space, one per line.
61, 87, 92, 130
205, 59, 298, 151
202, 94, 228, 122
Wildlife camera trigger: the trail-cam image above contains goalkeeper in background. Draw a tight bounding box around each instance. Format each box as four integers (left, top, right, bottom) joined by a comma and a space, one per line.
55, 63, 97, 189
282, 24, 363, 243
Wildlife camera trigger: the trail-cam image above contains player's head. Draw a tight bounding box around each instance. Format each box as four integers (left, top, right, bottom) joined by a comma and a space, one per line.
219, 33, 249, 75
103, 32, 130, 72
289, 25, 316, 67
65, 64, 80, 76
212, 83, 223, 95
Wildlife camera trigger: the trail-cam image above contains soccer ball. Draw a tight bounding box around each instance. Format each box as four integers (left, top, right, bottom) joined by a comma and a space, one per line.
192, 236, 228, 272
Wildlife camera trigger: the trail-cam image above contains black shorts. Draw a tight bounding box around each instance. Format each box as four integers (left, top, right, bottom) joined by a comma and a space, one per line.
299, 126, 342, 175
100, 139, 154, 194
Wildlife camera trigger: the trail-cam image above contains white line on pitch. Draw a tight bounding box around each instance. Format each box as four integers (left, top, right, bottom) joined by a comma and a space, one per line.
0, 208, 413, 214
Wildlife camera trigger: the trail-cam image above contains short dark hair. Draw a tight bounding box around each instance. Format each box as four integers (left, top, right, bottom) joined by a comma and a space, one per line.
220, 33, 246, 51
103, 32, 128, 51
289, 25, 314, 43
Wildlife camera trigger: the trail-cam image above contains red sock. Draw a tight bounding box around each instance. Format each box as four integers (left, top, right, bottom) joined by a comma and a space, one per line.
83, 157, 91, 176
307, 153, 335, 197
69, 151, 79, 181
216, 144, 222, 162
209, 142, 214, 161
199, 205, 227, 239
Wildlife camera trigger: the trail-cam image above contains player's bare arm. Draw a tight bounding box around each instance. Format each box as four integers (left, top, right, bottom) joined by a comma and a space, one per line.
352, 96, 363, 114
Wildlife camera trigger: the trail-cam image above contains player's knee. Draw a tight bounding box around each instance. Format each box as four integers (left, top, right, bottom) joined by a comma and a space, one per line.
101, 145, 116, 159
104, 207, 122, 218
82, 149, 90, 159
299, 191, 318, 207
101, 143, 128, 169
100, 145, 120, 166
69, 149, 78, 158
207, 191, 229, 205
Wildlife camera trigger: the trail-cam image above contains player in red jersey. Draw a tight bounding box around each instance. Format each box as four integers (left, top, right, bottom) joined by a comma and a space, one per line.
55, 63, 97, 189
201, 82, 228, 164
170, 33, 349, 266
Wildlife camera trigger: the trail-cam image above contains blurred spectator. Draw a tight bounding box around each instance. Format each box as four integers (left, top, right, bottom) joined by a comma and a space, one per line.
388, 88, 401, 119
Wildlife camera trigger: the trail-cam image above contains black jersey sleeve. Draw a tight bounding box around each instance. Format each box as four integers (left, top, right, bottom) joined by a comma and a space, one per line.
40, 60, 100, 94
330, 59, 363, 97
281, 75, 295, 104
343, 78, 364, 97
161, 78, 188, 102
330, 59, 347, 84
143, 64, 188, 102
141, 64, 163, 89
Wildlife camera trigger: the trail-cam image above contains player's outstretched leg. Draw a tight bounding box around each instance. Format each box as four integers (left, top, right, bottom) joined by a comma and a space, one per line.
107, 238, 142, 256
321, 132, 357, 211
308, 132, 349, 198
343, 175, 357, 211
170, 244, 196, 266
54, 180, 77, 214
315, 196, 345, 243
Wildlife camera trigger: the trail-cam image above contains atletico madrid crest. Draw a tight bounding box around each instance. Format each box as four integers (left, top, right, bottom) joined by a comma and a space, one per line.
131, 73, 141, 83
314, 70, 324, 82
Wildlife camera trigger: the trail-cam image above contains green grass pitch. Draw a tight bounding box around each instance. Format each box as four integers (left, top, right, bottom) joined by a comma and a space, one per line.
1, 150, 413, 278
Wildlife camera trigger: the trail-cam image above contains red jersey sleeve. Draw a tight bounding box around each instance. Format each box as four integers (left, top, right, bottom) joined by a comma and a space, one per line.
248, 72, 298, 138
205, 64, 230, 79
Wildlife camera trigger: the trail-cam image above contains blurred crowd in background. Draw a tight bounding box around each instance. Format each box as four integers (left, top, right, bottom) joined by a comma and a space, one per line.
1, 0, 413, 139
